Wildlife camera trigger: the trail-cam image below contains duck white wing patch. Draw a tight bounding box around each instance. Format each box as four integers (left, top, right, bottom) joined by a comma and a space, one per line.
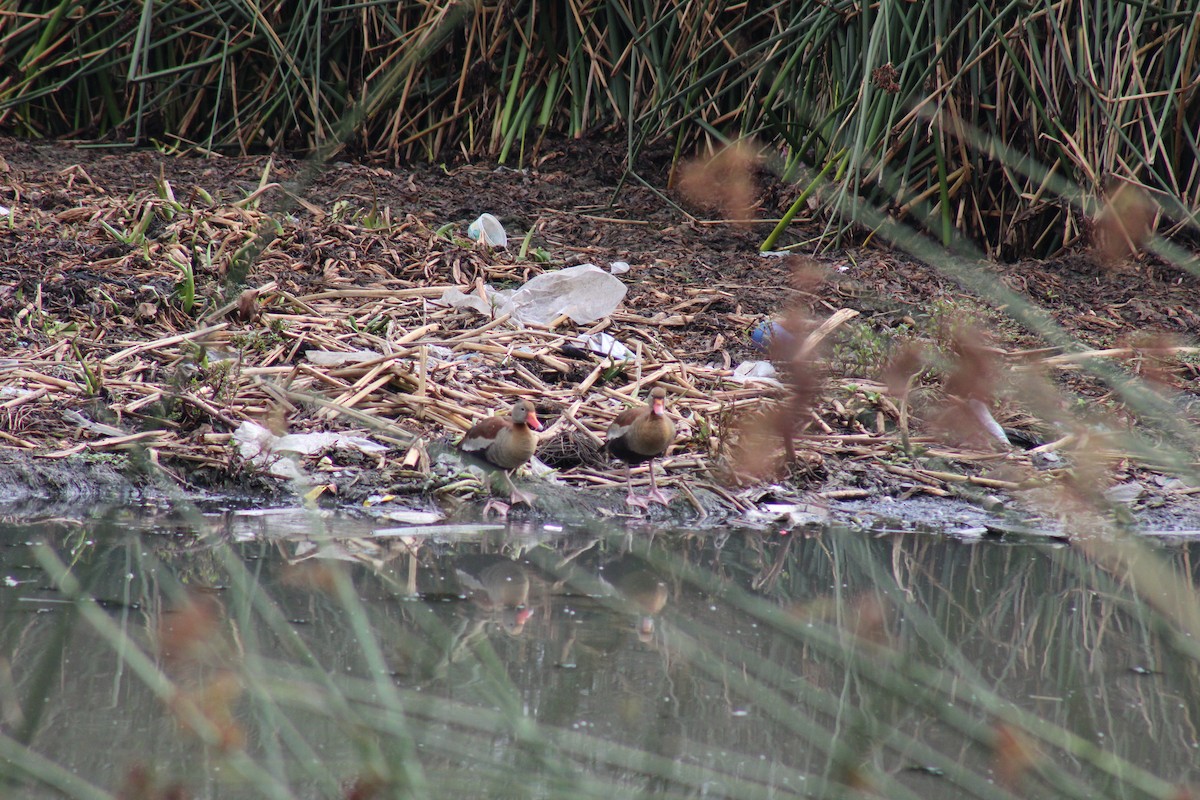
607, 419, 634, 441
455, 569, 485, 593
459, 434, 494, 453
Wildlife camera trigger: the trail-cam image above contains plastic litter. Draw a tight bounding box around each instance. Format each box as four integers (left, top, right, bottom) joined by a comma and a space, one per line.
306, 349, 381, 366
379, 509, 444, 525
442, 285, 504, 317
751, 321, 795, 352
967, 399, 1010, 448
234, 420, 388, 481
0, 205, 9, 217
1, 386, 35, 401
575, 332, 635, 360
731, 360, 781, 385
760, 250, 847, 271
505, 264, 627, 325
1104, 481, 1144, 505
609, 260, 631, 275
272, 430, 388, 457
467, 213, 508, 248
746, 502, 829, 527
373, 524, 504, 538
442, 263, 627, 326
62, 409, 125, 437
205, 349, 240, 366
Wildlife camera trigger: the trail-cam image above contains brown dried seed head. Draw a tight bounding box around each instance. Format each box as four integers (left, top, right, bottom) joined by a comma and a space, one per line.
871, 63, 901, 93
281, 561, 339, 593
944, 327, 997, 403
119, 764, 190, 800
787, 255, 827, 294
201, 670, 246, 752
1094, 181, 1157, 260
170, 670, 246, 752
991, 723, 1039, 789
729, 411, 787, 480
849, 594, 892, 646
157, 591, 223, 666
883, 343, 924, 398
836, 763, 876, 794
343, 776, 387, 800
676, 143, 759, 224
1128, 332, 1181, 389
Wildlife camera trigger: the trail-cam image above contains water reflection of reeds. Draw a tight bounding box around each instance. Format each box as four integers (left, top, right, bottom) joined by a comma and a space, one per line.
2, 512, 1199, 798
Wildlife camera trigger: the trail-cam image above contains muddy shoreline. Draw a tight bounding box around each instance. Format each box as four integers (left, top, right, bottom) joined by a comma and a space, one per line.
7, 447, 1200, 543
4, 136, 1200, 536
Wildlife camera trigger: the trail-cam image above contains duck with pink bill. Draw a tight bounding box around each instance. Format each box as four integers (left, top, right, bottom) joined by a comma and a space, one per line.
458, 399, 543, 512
605, 387, 676, 508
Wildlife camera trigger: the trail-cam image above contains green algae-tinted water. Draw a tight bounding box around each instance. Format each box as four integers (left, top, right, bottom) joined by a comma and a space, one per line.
2, 507, 1199, 799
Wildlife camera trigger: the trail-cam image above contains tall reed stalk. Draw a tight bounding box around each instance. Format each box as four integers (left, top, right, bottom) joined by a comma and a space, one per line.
2, 2, 1197, 256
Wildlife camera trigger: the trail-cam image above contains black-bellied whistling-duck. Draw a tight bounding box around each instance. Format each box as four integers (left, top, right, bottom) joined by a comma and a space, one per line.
453, 555, 534, 636
458, 399, 542, 509
599, 556, 668, 643
605, 387, 675, 508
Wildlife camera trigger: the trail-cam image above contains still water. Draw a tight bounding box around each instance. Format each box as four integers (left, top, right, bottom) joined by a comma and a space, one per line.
2, 506, 1199, 799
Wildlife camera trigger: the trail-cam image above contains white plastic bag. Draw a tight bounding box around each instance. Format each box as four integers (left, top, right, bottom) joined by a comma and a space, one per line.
501, 263, 627, 325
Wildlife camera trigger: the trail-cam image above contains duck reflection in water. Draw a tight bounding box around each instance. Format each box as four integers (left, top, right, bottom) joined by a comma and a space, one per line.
453, 554, 535, 636
596, 555, 669, 644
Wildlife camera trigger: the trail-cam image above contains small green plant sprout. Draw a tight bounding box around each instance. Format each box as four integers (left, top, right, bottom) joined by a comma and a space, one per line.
358, 202, 388, 229
154, 168, 183, 217
100, 201, 156, 246
517, 226, 553, 263
364, 316, 390, 335
71, 340, 102, 397
357, 183, 388, 229
38, 314, 78, 339
170, 252, 196, 314
831, 320, 907, 377
517, 227, 535, 259
601, 362, 626, 383
234, 156, 275, 211
183, 341, 210, 370
224, 229, 274, 289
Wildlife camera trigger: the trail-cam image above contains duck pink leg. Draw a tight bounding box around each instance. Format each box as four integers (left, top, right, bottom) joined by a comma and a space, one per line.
645, 461, 672, 506
481, 499, 510, 518
624, 464, 650, 510
504, 471, 537, 507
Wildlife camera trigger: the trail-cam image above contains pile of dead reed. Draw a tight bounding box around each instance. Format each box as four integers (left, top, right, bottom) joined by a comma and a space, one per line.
1, 159, 1118, 511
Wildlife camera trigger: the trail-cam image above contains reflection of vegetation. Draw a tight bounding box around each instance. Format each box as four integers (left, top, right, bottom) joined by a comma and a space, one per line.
3, 516, 1200, 798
